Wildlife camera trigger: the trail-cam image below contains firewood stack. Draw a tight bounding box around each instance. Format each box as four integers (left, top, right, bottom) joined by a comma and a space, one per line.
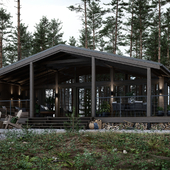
101, 122, 170, 130
134, 123, 147, 130
123, 120, 134, 129
151, 123, 166, 130
164, 122, 170, 130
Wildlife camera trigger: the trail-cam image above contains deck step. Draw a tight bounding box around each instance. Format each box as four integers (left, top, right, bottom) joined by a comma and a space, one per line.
24, 117, 92, 129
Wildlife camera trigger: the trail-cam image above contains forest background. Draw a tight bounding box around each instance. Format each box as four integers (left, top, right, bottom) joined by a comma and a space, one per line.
0, 0, 170, 69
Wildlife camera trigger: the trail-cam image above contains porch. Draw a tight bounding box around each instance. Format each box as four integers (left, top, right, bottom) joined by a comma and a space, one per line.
0, 45, 170, 121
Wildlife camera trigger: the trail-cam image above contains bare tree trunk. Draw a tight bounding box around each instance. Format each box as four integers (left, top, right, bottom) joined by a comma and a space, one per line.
17, 0, 21, 61
167, 27, 169, 60
139, 24, 142, 59
139, 8, 143, 59
130, 1, 134, 58
0, 36, 2, 68
114, 0, 118, 54
84, 0, 88, 49
136, 35, 138, 58
158, 0, 161, 63
112, 30, 115, 53
92, 13, 95, 50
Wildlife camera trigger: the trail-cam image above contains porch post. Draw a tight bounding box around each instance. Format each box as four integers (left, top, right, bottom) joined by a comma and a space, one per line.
110, 67, 114, 114
164, 81, 168, 115
91, 57, 95, 117
147, 67, 151, 117
73, 67, 77, 116
30, 62, 34, 118
55, 71, 59, 117
158, 77, 164, 109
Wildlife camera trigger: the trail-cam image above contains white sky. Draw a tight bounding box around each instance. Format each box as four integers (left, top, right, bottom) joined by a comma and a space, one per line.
1, 0, 170, 55
1, 0, 110, 43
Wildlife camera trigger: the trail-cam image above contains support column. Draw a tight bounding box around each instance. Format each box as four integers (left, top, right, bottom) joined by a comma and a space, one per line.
158, 77, 164, 109
18, 85, 21, 108
91, 57, 95, 117
30, 62, 34, 118
147, 68, 151, 117
73, 67, 77, 116
110, 67, 114, 114
55, 71, 59, 117
164, 81, 168, 115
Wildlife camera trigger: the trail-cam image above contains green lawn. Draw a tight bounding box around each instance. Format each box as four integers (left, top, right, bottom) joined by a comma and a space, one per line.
0, 129, 170, 170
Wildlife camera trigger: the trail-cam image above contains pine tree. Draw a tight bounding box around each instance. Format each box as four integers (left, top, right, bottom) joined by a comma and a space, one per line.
68, 0, 90, 49
163, 8, 170, 67
68, 36, 76, 46
99, 16, 116, 53
87, 0, 103, 50
98, 37, 106, 52
144, 24, 158, 62
152, 0, 170, 63
48, 18, 65, 47
0, 8, 13, 67
103, 0, 127, 54
124, 0, 134, 57
4, 23, 33, 65
79, 27, 93, 49
17, 0, 21, 61
132, 0, 154, 59
32, 16, 65, 54
32, 16, 50, 54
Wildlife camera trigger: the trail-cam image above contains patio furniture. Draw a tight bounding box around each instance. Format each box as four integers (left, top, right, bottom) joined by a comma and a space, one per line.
15, 107, 29, 118
39, 105, 55, 117
0, 106, 7, 118
3, 110, 22, 129
112, 103, 119, 116
133, 103, 144, 116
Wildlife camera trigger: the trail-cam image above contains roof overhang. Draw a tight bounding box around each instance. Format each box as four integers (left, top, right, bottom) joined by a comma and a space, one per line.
0, 44, 169, 86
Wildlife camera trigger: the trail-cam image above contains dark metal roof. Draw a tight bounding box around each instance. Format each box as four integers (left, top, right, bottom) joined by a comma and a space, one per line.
0, 44, 169, 87
0, 44, 169, 73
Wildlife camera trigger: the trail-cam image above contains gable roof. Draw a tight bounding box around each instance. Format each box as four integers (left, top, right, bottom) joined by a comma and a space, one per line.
0, 44, 169, 87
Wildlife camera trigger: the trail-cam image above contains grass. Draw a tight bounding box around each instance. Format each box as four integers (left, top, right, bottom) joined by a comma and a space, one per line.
0, 129, 170, 170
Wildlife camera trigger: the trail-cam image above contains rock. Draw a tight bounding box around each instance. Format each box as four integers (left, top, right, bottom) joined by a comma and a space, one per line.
52, 157, 58, 163
112, 148, 117, 152
123, 150, 127, 154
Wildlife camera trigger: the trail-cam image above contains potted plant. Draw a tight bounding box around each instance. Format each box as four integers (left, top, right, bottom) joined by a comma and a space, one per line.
100, 101, 110, 117
157, 106, 164, 116
96, 110, 101, 117
167, 105, 170, 116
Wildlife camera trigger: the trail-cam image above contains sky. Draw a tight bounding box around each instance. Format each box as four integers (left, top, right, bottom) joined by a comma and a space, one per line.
1, 0, 170, 56
1, 0, 111, 43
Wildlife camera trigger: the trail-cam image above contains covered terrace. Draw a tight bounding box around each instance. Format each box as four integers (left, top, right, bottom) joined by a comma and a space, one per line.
0, 44, 170, 123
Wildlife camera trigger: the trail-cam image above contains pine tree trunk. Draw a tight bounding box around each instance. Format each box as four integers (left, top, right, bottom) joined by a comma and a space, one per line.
136, 36, 138, 58
130, 1, 134, 58
139, 10, 142, 59
158, 0, 161, 63
140, 29, 143, 59
93, 13, 95, 50
17, 0, 21, 61
114, 0, 119, 54
112, 31, 115, 54
84, 0, 88, 49
0, 37, 2, 68
167, 27, 169, 60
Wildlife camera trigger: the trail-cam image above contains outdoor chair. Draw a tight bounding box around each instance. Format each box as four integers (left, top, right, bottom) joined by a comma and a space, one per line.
112, 103, 121, 117
133, 103, 143, 116
3, 110, 22, 129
